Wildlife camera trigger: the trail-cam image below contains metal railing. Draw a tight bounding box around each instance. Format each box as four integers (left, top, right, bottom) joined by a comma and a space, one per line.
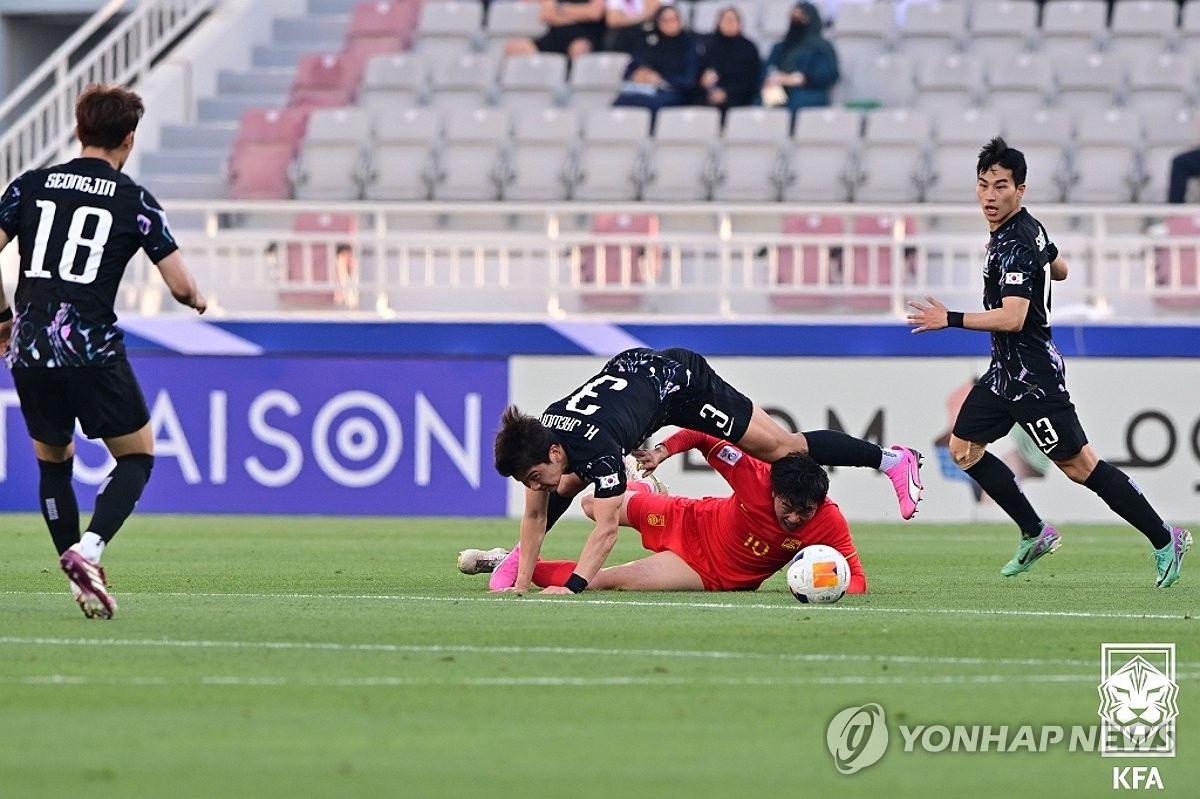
109, 200, 1200, 322
0, 0, 217, 186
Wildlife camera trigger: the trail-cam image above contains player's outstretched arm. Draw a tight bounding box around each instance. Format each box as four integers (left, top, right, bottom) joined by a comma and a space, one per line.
511, 487, 552, 593
542, 493, 623, 594
908, 294, 1029, 334
155, 251, 207, 314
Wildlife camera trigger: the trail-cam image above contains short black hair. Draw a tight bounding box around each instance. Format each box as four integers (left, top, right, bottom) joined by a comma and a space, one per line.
977, 136, 1026, 186
769, 452, 829, 510
493, 405, 558, 478
76, 84, 144, 150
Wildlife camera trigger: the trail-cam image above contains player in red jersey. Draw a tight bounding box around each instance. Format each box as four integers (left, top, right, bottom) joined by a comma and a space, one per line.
462, 429, 866, 593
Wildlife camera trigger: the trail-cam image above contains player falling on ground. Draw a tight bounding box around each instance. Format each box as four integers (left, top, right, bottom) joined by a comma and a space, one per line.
906, 137, 1191, 586
463, 430, 866, 593
491, 346, 918, 595
0, 84, 207, 618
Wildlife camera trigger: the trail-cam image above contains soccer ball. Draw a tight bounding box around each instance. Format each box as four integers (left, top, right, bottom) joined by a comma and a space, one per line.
786, 544, 850, 604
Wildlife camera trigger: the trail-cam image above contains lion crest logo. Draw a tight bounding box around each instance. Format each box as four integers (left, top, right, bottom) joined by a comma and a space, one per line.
1097, 655, 1179, 749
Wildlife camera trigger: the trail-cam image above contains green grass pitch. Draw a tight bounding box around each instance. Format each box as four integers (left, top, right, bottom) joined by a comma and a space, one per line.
1, 514, 1196, 798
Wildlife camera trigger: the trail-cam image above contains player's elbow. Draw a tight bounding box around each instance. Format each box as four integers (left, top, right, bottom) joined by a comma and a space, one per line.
580, 494, 596, 520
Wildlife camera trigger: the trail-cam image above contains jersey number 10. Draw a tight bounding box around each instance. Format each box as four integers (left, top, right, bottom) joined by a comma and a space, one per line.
25, 199, 113, 285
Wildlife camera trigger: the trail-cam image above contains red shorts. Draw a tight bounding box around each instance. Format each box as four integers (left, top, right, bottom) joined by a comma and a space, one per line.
626, 492, 727, 590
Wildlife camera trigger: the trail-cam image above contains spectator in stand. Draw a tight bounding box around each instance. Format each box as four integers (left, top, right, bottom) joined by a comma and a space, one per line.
612, 5, 698, 115
1168, 144, 1200, 204
695, 6, 763, 115
504, 0, 607, 62
604, 0, 666, 55
762, 1, 840, 114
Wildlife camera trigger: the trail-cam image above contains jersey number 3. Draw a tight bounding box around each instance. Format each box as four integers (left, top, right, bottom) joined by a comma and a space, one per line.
566, 375, 629, 416
26, 199, 113, 285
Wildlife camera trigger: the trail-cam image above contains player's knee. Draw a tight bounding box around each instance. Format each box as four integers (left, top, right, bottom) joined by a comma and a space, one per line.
117, 453, 155, 483
952, 446, 981, 471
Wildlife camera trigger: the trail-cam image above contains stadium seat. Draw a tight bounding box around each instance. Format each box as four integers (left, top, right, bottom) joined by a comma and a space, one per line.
842, 51, 916, 109
984, 52, 1052, 113
1184, 0, 1200, 50
759, 0, 796, 42
566, 51, 631, 109
363, 107, 441, 200
1107, 0, 1179, 59
281, 212, 359, 309
430, 107, 511, 200
358, 51, 428, 111
912, 51, 985, 112
428, 51, 500, 110
1064, 108, 1141, 204
782, 106, 861, 203
571, 106, 652, 201
1138, 108, 1198, 203
771, 213, 841, 311
965, 0, 1037, 57
827, 1, 895, 66
343, 0, 419, 60
504, 106, 579, 201
843, 213, 912, 311
496, 52, 568, 109
924, 108, 1002, 203
482, 0, 545, 54
711, 106, 791, 202
852, 108, 931, 202
578, 213, 659, 310
292, 106, 372, 201
289, 52, 364, 110
1002, 108, 1073, 203
226, 107, 309, 200
894, 0, 967, 58
641, 106, 721, 202
413, 0, 484, 58
1051, 52, 1123, 113
1038, 0, 1107, 56
691, 0, 759, 37
1154, 214, 1200, 309
1124, 53, 1194, 115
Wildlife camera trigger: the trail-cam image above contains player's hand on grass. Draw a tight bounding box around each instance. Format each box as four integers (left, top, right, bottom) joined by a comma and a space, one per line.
539, 586, 575, 595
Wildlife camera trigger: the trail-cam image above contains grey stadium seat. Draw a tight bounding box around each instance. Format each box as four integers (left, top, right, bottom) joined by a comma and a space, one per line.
567, 52, 632, 110
1139, 108, 1198, 203
1051, 52, 1123, 113
782, 107, 861, 203
828, 1, 895, 66
1002, 109, 1074, 204
1065, 108, 1142, 204
413, 0, 483, 59
428, 51, 500, 110
363, 108, 442, 201
965, 0, 1037, 57
1185, 0, 1200, 51
1107, 0, 1180, 59
292, 107, 372, 201
924, 108, 1003, 203
691, 0, 759, 37
497, 52, 568, 109
842, 51, 916, 110
912, 51, 985, 112
504, 107, 579, 201
358, 52, 428, 111
641, 106, 722, 202
572, 106, 652, 201
895, 0, 967, 59
853, 107, 932, 202
1124, 53, 1195, 115
1038, 0, 1107, 56
711, 106, 791, 202
431, 107, 511, 200
483, 0, 545, 54
984, 52, 1052, 113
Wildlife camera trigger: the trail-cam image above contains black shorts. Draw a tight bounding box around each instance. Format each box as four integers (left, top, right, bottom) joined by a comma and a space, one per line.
535, 23, 604, 54
656, 347, 755, 443
11, 361, 150, 446
952, 383, 1088, 462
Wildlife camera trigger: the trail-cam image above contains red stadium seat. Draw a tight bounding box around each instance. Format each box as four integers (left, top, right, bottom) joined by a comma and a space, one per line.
344, 0, 419, 60
234, 107, 309, 153
226, 108, 309, 199
1154, 215, 1200, 310
280, 213, 359, 308
290, 52, 365, 110
578, 213, 659, 310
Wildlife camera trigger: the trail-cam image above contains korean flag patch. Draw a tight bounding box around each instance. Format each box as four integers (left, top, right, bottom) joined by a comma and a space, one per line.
1004, 272, 1025, 285
598, 472, 620, 490
717, 446, 743, 466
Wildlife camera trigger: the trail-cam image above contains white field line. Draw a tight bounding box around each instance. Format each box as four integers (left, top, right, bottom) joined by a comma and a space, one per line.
14, 671, 1200, 689
0, 635, 1140, 669
4, 589, 1196, 621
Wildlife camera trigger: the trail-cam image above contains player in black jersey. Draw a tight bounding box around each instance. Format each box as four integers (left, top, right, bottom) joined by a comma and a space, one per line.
907, 137, 1190, 587
0, 85, 207, 618
492, 346, 925, 594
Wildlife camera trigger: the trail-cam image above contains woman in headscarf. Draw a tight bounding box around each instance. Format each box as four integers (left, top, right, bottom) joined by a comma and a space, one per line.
762, 1, 840, 112
696, 6, 763, 114
612, 5, 698, 114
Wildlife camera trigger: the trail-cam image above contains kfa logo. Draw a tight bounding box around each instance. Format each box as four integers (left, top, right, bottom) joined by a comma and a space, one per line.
1099, 644, 1177, 791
